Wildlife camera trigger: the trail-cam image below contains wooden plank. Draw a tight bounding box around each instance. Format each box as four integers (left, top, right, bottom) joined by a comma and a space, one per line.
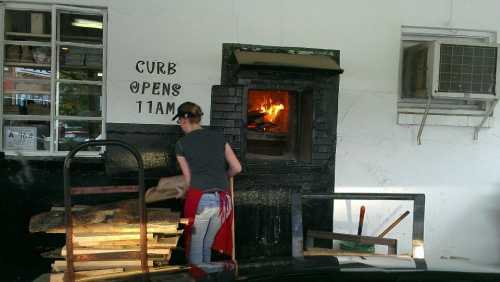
50, 268, 124, 282
72, 233, 155, 243
52, 260, 154, 272
71, 185, 138, 195
74, 242, 163, 248
304, 247, 403, 257
82, 266, 186, 281
74, 239, 178, 249
62, 246, 171, 256
307, 230, 398, 255
29, 199, 181, 233
53, 265, 187, 281
72, 251, 167, 262
378, 210, 410, 238
47, 223, 179, 234
308, 230, 397, 246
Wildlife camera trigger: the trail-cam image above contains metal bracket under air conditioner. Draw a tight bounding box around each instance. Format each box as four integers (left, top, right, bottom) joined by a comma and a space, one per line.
417, 96, 498, 145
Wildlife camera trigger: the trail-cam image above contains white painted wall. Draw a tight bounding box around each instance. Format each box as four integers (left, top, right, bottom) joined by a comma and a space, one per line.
19, 0, 500, 265
334, 0, 500, 266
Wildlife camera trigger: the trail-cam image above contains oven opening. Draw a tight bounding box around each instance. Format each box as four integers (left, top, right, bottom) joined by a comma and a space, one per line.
246, 89, 312, 161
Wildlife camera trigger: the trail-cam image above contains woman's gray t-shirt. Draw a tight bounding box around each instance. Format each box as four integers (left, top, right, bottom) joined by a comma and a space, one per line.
175, 129, 229, 191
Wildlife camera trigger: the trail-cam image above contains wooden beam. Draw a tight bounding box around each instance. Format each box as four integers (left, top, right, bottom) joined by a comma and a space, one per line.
52, 260, 154, 272
62, 246, 171, 256
304, 247, 406, 257
72, 233, 155, 243
29, 199, 181, 233
74, 237, 178, 249
49, 268, 124, 282
51, 265, 187, 281
72, 251, 167, 262
378, 211, 410, 238
307, 230, 398, 255
308, 230, 396, 245
46, 223, 178, 234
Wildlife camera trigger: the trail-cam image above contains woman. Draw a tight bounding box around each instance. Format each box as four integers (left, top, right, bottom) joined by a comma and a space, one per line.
172, 101, 242, 265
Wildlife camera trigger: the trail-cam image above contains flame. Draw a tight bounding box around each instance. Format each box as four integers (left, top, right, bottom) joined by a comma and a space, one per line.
259, 99, 284, 122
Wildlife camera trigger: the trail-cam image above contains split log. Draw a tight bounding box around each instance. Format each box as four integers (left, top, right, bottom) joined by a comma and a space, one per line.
145, 175, 187, 203
71, 251, 167, 261
48, 223, 178, 234
49, 268, 124, 282
29, 199, 181, 233
32, 186, 187, 279
62, 246, 171, 256
74, 236, 179, 248
247, 111, 267, 127
50, 266, 186, 282
52, 260, 154, 272
72, 233, 155, 243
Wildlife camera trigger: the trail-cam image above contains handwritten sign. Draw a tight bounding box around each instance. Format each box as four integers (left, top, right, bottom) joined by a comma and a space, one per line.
4, 126, 37, 151
129, 60, 181, 117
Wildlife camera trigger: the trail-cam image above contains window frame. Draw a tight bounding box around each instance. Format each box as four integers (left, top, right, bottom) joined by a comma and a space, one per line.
398, 26, 499, 118
0, 2, 107, 157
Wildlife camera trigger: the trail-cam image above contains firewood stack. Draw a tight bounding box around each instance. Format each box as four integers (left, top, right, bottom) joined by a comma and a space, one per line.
29, 199, 186, 281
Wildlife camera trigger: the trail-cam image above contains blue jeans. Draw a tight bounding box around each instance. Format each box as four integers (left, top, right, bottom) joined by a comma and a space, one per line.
189, 193, 223, 264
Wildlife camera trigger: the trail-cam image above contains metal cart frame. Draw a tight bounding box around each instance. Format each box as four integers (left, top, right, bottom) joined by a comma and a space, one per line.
63, 140, 148, 281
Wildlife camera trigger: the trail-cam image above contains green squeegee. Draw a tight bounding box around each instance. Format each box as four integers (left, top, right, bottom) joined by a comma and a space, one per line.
339, 205, 375, 253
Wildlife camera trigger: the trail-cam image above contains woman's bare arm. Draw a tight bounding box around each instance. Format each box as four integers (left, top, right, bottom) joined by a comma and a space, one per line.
225, 143, 242, 177
176, 156, 191, 198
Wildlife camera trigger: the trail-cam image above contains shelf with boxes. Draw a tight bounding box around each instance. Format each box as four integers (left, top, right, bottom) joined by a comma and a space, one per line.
5, 44, 52, 66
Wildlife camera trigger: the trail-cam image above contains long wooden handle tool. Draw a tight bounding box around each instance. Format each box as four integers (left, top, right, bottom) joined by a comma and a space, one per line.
378, 210, 410, 238
357, 206, 366, 236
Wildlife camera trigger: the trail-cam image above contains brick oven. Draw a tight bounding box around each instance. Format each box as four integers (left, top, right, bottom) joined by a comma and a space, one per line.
211, 44, 343, 258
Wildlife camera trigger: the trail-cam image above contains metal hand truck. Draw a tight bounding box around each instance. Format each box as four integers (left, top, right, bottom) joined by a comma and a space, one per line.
63, 140, 148, 281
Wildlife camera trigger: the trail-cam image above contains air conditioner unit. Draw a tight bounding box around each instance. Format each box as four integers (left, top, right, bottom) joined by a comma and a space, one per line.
429, 41, 499, 101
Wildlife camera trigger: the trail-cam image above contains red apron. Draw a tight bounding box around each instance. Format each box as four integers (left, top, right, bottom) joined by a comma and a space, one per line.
183, 187, 234, 260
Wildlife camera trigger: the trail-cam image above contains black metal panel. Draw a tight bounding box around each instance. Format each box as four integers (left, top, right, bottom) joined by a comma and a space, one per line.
105, 123, 182, 179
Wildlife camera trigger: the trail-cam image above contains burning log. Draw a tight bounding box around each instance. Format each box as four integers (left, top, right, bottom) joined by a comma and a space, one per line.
247, 110, 266, 124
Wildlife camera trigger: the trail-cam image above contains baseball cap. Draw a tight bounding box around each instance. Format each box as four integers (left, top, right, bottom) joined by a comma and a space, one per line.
172, 102, 203, 121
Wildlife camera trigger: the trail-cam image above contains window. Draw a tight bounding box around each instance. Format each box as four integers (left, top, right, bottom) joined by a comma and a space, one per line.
398, 26, 499, 126
0, 4, 107, 156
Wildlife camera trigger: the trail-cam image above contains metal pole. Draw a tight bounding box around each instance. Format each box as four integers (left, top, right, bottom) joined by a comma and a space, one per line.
417, 96, 432, 145
474, 99, 497, 140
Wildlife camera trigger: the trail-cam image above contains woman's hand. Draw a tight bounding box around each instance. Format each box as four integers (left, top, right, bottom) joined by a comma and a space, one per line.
175, 186, 187, 199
